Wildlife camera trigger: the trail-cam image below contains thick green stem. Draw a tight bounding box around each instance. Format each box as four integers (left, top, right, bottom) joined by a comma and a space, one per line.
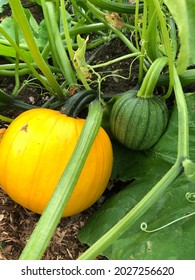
151, 0, 174, 99
19, 101, 103, 260
69, 23, 107, 37
8, 0, 63, 97
60, 0, 74, 61
137, 0, 148, 83
0, 114, 13, 122
134, 0, 141, 51
173, 66, 189, 159
157, 69, 195, 87
12, 17, 20, 97
145, 0, 160, 60
41, 0, 77, 87
137, 56, 168, 98
0, 89, 15, 104
81, 0, 144, 14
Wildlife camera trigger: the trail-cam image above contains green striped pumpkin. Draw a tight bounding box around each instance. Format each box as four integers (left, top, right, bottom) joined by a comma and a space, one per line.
110, 90, 169, 150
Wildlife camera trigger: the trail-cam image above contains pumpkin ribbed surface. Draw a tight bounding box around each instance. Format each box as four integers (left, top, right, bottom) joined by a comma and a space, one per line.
0, 108, 113, 217
110, 92, 169, 150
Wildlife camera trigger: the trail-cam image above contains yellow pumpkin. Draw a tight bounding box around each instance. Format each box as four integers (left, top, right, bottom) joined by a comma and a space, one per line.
0, 108, 113, 217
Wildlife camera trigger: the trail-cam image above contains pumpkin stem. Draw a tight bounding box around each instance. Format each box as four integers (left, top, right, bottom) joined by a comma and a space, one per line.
137, 56, 168, 98
80, 0, 144, 14
0, 89, 15, 104
60, 90, 97, 117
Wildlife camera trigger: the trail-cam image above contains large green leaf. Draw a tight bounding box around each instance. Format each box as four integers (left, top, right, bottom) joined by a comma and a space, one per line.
79, 93, 195, 259
0, 8, 72, 53
0, 15, 48, 51
0, 43, 33, 61
153, 92, 195, 162
164, 0, 195, 73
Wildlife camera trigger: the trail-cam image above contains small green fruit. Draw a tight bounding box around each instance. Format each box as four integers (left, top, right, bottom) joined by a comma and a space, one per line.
110, 91, 169, 150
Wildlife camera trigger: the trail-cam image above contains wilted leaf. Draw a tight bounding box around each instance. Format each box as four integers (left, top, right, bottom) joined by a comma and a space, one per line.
73, 35, 91, 79
105, 13, 124, 29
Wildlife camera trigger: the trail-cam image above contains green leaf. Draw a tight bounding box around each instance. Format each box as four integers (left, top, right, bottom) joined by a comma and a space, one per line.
104, 175, 195, 260
0, 0, 8, 13
34, 0, 41, 5
0, 14, 48, 51
36, 20, 49, 49
164, 0, 195, 73
0, 17, 24, 44
79, 93, 195, 260
0, 43, 33, 61
153, 92, 195, 162
0, 44, 16, 57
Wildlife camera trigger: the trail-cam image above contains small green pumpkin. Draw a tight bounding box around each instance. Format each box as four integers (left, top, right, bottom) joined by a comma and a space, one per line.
110, 90, 169, 150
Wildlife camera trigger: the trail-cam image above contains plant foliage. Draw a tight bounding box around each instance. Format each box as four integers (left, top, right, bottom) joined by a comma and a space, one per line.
79, 93, 195, 260
0, 0, 195, 260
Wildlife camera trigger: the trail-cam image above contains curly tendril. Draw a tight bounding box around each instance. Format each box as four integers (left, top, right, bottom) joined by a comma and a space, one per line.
141, 212, 195, 233
185, 192, 195, 203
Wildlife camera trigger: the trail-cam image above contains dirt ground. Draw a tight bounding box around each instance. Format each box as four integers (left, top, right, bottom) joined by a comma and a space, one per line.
0, 2, 139, 260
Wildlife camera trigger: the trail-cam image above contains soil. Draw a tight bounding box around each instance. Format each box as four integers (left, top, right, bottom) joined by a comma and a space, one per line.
0, 2, 139, 260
